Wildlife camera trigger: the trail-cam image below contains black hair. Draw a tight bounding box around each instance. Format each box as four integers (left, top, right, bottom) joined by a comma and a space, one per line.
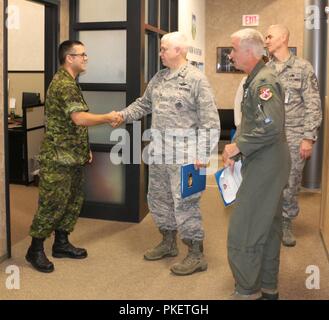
58, 40, 84, 65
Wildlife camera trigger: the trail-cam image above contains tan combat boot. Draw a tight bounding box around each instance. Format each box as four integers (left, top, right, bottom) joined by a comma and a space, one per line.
282, 217, 296, 247
170, 239, 207, 276
144, 229, 178, 260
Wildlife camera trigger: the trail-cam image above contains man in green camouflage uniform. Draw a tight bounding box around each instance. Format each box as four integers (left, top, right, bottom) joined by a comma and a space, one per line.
26, 40, 116, 273
110, 32, 220, 276
223, 29, 290, 300
265, 25, 322, 247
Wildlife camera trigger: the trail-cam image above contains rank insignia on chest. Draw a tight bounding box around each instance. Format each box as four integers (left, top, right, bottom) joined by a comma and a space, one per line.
259, 88, 273, 101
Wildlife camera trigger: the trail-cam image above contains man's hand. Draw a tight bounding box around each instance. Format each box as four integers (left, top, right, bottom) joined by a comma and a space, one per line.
108, 111, 124, 128
222, 143, 240, 171
194, 160, 208, 170
300, 139, 314, 160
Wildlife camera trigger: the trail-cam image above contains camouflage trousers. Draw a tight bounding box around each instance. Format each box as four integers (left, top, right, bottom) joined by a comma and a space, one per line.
29, 162, 84, 239
282, 144, 306, 219
147, 163, 204, 241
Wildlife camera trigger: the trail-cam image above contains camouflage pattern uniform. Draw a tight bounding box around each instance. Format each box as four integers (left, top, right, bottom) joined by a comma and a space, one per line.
230, 60, 290, 294
267, 55, 322, 219
121, 63, 220, 241
29, 67, 90, 239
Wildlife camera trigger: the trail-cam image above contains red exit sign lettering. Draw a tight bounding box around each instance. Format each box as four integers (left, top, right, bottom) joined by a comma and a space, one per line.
242, 15, 259, 26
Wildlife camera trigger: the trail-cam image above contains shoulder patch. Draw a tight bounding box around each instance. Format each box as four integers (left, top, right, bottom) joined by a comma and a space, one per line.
259, 87, 273, 101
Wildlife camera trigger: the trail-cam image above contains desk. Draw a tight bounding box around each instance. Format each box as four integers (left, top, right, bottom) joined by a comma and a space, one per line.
8, 104, 45, 185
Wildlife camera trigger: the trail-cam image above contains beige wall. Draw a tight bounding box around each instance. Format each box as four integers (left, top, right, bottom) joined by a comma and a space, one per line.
8, 0, 44, 71
0, 0, 8, 260
60, 0, 69, 43
8, 72, 44, 116
206, 0, 305, 109
5, 0, 69, 116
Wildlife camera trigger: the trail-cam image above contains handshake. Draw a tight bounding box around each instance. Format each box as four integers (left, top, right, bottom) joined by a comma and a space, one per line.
107, 111, 124, 128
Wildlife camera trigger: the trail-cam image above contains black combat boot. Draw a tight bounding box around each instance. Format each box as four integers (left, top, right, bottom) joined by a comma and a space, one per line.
25, 237, 54, 273
52, 230, 87, 259
261, 289, 279, 300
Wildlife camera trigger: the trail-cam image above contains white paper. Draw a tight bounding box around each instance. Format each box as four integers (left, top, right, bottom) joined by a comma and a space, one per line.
9, 98, 16, 109
219, 160, 242, 204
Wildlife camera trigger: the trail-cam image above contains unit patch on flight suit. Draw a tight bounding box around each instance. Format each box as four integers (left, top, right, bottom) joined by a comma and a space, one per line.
259, 87, 273, 101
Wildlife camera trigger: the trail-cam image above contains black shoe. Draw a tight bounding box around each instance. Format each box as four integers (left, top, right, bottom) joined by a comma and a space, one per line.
25, 238, 54, 273
52, 230, 87, 259
261, 291, 279, 300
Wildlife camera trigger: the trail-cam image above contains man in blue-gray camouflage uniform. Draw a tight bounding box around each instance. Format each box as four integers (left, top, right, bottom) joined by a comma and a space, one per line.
111, 32, 220, 276
265, 25, 322, 247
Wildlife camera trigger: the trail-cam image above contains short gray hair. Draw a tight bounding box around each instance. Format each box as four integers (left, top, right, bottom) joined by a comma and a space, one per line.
231, 28, 265, 59
161, 31, 189, 56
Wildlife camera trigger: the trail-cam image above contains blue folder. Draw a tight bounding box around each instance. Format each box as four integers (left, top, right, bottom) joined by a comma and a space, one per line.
181, 164, 206, 198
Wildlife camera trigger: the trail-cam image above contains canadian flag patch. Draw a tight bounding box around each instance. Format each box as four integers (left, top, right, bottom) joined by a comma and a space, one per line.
259, 88, 273, 101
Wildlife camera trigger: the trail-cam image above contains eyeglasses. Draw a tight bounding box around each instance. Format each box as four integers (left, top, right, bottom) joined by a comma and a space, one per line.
69, 53, 88, 58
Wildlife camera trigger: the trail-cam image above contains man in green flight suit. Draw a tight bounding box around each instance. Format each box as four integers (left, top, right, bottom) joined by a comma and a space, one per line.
26, 40, 116, 273
223, 29, 291, 300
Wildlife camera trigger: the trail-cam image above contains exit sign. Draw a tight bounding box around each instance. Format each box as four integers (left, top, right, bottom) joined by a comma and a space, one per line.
242, 15, 259, 26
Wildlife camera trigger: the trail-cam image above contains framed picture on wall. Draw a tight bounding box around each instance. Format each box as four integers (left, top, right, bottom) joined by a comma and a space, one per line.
216, 47, 243, 73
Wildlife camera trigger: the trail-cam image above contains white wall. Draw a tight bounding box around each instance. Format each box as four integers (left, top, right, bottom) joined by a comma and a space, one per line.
8, 0, 44, 71
178, 0, 205, 64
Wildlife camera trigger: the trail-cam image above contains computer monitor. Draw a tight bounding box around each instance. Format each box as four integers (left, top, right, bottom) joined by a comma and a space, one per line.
22, 92, 41, 107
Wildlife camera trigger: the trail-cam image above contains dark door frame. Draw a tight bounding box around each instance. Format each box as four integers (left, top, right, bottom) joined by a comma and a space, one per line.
28, 0, 60, 93
69, 0, 178, 223
69, 0, 146, 222
3, 0, 10, 259
3, 0, 59, 258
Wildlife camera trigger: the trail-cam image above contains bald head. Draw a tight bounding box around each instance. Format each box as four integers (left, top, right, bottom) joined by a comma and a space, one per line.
265, 24, 291, 59
268, 25, 290, 42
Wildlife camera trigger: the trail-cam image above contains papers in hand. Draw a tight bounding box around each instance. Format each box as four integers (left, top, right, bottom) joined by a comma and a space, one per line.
181, 164, 206, 199
214, 160, 242, 206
